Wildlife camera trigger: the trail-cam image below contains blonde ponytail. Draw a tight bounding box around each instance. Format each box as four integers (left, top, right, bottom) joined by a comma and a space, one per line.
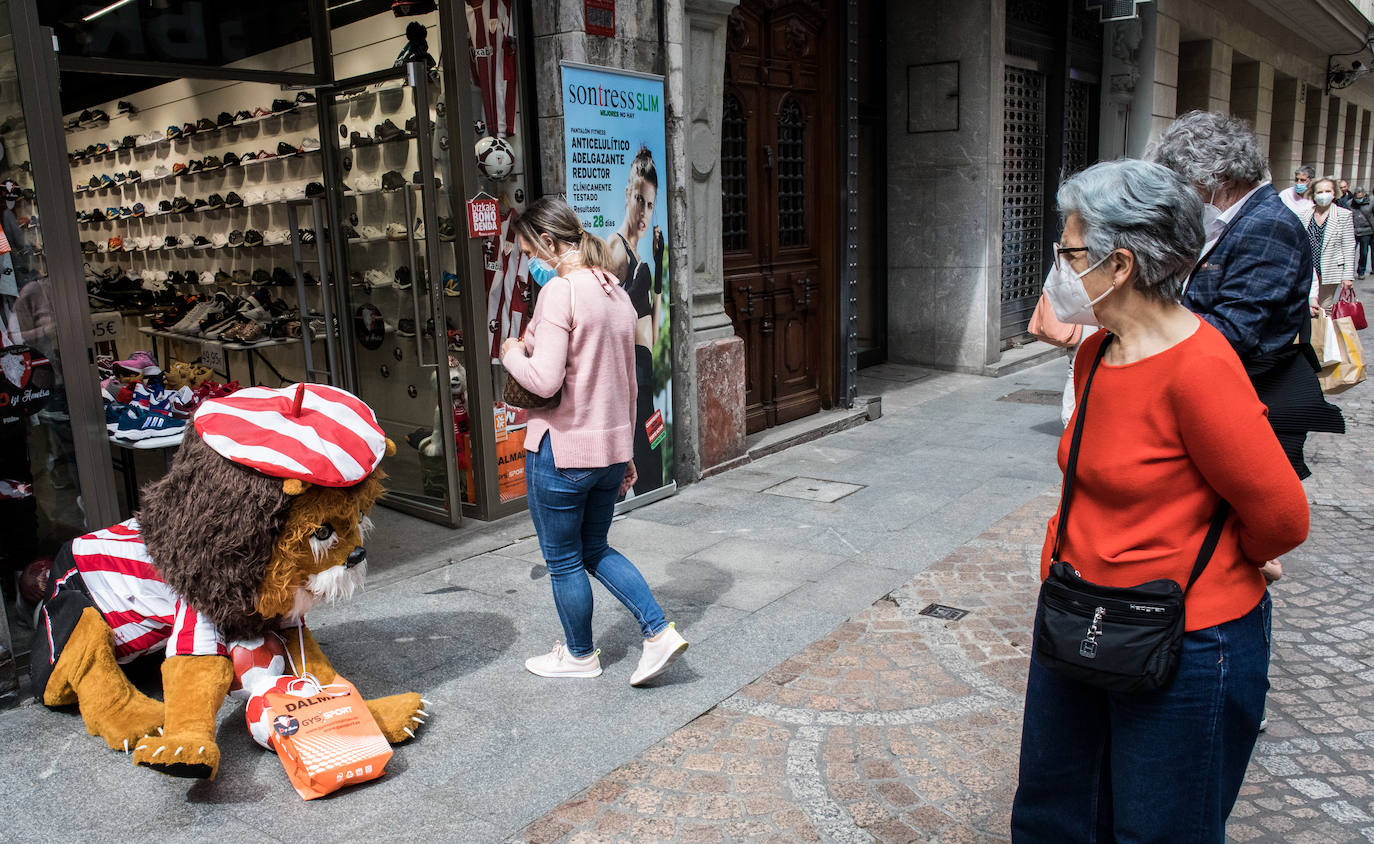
514, 196, 614, 271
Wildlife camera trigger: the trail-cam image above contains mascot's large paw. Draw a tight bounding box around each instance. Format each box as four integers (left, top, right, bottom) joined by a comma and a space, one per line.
133, 734, 220, 780
366, 693, 431, 744
86, 696, 165, 753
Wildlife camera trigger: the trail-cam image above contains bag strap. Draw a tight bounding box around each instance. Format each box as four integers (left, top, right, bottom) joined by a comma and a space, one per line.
1051, 333, 1113, 562
1052, 331, 1232, 593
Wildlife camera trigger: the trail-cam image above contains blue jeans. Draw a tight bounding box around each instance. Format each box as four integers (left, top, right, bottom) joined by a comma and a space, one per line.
525, 434, 667, 657
1011, 594, 1271, 844
1358, 234, 1372, 275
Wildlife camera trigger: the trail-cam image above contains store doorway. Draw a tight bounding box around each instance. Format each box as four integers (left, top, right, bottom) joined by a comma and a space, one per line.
722, 0, 839, 434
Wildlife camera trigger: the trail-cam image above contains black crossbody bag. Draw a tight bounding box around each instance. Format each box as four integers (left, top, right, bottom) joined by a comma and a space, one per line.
1033, 334, 1231, 694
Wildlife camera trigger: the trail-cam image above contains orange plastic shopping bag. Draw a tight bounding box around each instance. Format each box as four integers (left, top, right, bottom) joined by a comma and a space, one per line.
262, 674, 393, 800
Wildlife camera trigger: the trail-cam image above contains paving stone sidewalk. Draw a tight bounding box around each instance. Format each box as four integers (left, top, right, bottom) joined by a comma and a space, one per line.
516, 390, 1374, 843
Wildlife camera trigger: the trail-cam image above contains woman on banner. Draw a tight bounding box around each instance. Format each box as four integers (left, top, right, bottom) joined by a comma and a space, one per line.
501, 197, 688, 685
606, 147, 665, 495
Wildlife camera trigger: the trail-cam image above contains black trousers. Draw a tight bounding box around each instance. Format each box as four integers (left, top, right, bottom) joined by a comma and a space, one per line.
28, 543, 93, 701
632, 344, 663, 494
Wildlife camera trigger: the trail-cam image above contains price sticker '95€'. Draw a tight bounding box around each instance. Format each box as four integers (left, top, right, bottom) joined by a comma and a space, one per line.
200, 342, 226, 372
89, 313, 124, 343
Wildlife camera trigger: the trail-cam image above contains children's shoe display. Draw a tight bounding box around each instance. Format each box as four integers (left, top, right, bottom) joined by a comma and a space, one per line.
443, 271, 460, 297
114, 350, 160, 375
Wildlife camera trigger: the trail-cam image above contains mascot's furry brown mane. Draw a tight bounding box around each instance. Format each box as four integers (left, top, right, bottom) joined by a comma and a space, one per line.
138, 430, 297, 640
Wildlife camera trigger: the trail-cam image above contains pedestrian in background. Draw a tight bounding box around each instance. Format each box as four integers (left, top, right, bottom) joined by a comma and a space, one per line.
1351, 186, 1373, 278
501, 197, 688, 686
1278, 164, 1315, 215
1011, 159, 1310, 843
1336, 178, 1354, 209
1300, 177, 1358, 311
1148, 111, 1343, 490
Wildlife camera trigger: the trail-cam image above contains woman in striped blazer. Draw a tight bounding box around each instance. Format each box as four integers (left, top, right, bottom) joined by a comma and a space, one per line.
1299, 177, 1357, 313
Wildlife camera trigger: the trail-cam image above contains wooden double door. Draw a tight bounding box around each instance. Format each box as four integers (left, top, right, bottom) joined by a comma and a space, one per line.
723, 0, 837, 434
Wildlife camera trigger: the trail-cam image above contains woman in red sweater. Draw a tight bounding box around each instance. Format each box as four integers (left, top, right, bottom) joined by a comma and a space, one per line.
1010, 160, 1309, 843
501, 198, 688, 686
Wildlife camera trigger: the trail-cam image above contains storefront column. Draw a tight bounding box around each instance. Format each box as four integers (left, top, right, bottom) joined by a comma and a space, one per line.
1176, 39, 1232, 115
1230, 59, 1273, 158
1269, 76, 1306, 185
681, 0, 744, 475
1302, 87, 1328, 173
1149, 9, 1180, 138
1324, 96, 1344, 176
1361, 109, 1374, 186
1342, 101, 1360, 180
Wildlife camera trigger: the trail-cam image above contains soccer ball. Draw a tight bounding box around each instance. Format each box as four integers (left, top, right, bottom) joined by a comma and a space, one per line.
475, 136, 515, 180
228, 633, 288, 701
244, 675, 298, 750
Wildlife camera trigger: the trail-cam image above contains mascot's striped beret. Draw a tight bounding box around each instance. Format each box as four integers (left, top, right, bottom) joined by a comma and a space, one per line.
193, 383, 387, 487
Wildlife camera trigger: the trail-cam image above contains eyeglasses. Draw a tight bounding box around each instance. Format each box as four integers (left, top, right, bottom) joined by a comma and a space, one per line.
1053, 243, 1091, 271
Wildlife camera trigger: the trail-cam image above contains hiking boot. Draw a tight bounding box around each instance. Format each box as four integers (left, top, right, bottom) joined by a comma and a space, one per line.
525, 643, 603, 679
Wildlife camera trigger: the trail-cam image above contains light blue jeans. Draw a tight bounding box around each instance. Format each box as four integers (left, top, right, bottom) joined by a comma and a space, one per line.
524, 434, 667, 657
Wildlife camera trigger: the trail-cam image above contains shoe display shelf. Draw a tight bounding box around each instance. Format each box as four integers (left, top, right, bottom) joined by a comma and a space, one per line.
107, 429, 182, 511
138, 325, 302, 387
67, 103, 318, 162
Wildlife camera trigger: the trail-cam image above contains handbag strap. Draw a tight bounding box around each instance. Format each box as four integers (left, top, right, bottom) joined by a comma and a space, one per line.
1051, 332, 1231, 593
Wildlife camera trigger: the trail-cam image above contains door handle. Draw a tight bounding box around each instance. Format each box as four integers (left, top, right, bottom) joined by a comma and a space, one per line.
763, 145, 774, 170
735, 283, 754, 316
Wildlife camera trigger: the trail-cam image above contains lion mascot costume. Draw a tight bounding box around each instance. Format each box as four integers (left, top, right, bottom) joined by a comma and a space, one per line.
29, 383, 427, 779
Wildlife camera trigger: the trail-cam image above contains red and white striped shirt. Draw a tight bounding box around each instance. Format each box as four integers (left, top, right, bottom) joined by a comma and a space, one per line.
486, 209, 532, 362
66, 519, 227, 663
466, 0, 519, 138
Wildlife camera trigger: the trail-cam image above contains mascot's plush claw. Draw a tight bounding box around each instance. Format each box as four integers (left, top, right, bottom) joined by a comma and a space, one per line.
133, 735, 220, 780
365, 692, 427, 744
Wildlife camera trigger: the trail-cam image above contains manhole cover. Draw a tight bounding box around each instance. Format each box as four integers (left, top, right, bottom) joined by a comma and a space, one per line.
997, 388, 1062, 406
762, 476, 865, 502
918, 603, 969, 621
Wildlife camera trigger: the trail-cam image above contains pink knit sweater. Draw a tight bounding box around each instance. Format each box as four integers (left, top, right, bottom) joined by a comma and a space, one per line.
500, 267, 638, 468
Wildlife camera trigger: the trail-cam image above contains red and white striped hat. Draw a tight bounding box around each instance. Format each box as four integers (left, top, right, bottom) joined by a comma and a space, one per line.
193, 383, 387, 487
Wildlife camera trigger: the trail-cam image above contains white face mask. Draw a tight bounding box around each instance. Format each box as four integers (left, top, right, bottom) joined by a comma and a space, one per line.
1043, 245, 1116, 326
1202, 189, 1224, 239
1314, 191, 1335, 207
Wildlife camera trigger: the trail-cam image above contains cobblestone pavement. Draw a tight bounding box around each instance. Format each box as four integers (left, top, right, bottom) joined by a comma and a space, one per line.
515, 388, 1374, 843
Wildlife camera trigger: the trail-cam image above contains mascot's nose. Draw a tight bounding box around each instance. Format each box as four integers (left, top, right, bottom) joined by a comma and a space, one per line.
346, 547, 366, 568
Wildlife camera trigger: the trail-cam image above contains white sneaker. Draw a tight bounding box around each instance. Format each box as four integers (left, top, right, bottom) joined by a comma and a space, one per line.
525, 642, 602, 679
630, 623, 688, 686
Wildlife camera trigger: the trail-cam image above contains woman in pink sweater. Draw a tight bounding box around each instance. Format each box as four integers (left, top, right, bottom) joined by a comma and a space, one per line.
501, 198, 688, 684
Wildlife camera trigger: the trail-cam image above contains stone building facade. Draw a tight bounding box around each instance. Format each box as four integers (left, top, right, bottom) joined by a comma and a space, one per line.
531, 0, 1374, 483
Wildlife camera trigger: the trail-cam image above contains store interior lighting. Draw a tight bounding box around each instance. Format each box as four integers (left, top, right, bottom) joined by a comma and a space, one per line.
82, 0, 137, 22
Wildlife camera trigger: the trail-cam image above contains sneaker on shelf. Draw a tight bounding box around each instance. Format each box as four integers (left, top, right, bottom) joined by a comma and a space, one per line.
299, 228, 317, 244
197, 270, 216, 286
272, 267, 295, 286
414, 217, 425, 239
295, 91, 317, 107
525, 643, 602, 679
365, 268, 392, 289
276, 141, 298, 157
375, 119, 405, 142
381, 170, 406, 191
443, 270, 460, 297
231, 269, 253, 287
207, 193, 226, 209
629, 623, 688, 686
251, 106, 273, 119
301, 137, 321, 153
240, 188, 265, 206
358, 224, 384, 240
342, 224, 361, 239
115, 350, 160, 375
353, 174, 381, 193
263, 229, 290, 246
223, 151, 241, 168
225, 191, 244, 207
233, 110, 254, 124
271, 98, 295, 114
350, 130, 375, 147
244, 229, 264, 247
305, 181, 326, 198
177, 233, 196, 248
228, 229, 246, 247
395, 265, 412, 289
193, 198, 209, 210
216, 111, 234, 128
195, 117, 216, 133
209, 232, 229, 248
201, 154, 223, 170
397, 318, 417, 338
112, 405, 187, 442
385, 222, 408, 240
185, 158, 204, 173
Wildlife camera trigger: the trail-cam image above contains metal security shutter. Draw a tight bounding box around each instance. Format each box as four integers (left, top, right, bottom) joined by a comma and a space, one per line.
1000, 65, 1046, 343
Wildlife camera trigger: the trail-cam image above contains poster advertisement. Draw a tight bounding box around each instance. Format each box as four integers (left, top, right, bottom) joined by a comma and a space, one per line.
561, 62, 673, 497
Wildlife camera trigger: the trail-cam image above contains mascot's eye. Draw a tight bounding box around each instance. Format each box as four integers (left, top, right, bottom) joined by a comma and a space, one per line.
313, 524, 336, 541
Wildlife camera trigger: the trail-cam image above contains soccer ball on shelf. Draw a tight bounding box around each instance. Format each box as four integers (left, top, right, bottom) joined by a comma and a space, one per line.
474, 135, 515, 180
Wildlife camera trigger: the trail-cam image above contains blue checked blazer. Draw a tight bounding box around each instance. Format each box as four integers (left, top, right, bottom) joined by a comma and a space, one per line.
1185, 184, 1313, 359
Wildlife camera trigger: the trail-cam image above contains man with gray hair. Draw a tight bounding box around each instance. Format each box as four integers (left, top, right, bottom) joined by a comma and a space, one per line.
1279, 164, 1316, 215
1147, 110, 1342, 483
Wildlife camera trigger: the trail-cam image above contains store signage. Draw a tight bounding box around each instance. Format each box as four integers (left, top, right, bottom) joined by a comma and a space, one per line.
584, 0, 614, 36
561, 61, 674, 499
467, 193, 501, 238
200, 341, 225, 372
89, 312, 125, 343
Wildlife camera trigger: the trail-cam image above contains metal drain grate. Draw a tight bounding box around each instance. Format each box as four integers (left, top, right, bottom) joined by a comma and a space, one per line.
918, 603, 970, 621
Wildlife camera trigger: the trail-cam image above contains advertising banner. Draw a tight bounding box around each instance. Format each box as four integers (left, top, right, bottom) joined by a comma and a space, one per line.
561, 62, 674, 498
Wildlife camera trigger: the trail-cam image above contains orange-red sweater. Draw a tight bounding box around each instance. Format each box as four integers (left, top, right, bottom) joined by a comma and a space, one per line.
1040, 318, 1309, 631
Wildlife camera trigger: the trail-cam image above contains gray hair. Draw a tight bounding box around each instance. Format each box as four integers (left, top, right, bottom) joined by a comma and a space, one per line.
1056, 159, 1204, 305
1296, 165, 1316, 179
1145, 110, 1268, 191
